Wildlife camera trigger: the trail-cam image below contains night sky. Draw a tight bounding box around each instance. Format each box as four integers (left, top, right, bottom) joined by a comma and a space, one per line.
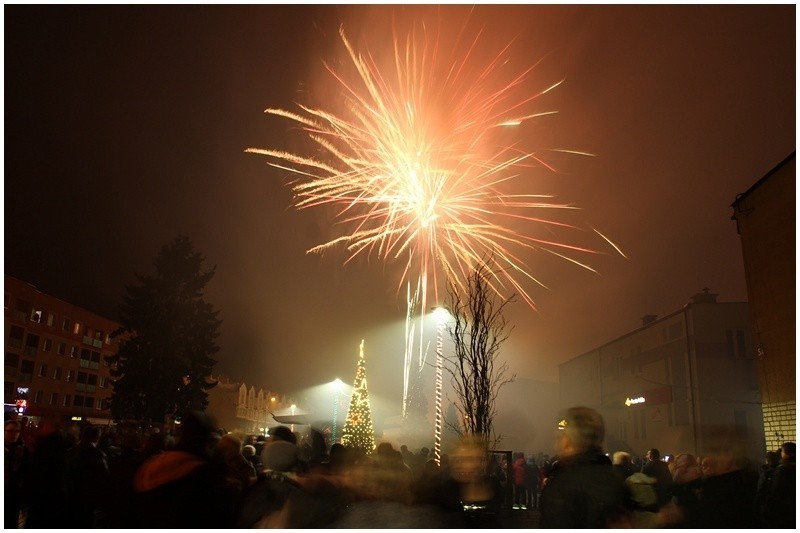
4, 5, 795, 423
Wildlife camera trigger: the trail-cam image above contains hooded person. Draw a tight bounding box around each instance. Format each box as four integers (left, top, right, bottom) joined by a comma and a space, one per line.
132, 411, 235, 528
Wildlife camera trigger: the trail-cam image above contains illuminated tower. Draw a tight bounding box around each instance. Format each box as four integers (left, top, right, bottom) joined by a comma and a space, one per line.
341, 339, 376, 455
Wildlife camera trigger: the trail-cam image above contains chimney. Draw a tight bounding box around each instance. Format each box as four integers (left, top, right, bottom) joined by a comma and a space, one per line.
690, 288, 718, 304
641, 314, 658, 327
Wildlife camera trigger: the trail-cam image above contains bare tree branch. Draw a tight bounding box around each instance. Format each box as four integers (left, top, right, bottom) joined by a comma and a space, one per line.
442, 259, 516, 449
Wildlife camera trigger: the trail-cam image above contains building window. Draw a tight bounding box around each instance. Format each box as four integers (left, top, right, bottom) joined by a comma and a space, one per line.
87, 373, 97, 393
38, 364, 48, 378
23, 334, 40, 356
63, 394, 71, 407
726, 329, 749, 358
737, 330, 747, 359
19, 360, 34, 382
5, 352, 20, 368
80, 349, 91, 368
42, 339, 52, 352
57, 342, 66, 356
76, 372, 88, 391
66, 370, 74, 383
62, 318, 71, 331
90, 351, 100, 370
99, 376, 108, 389
46, 313, 55, 327
70, 346, 78, 358
53, 367, 62, 380
49, 392, 58, 406
73, 395, 84, 407
33, 389, 42, 404
73, 322, 81, 335
30, 309, 43, 324
84, 397, 94, 409
13, 299, 29, 321
8, 326, 24, 349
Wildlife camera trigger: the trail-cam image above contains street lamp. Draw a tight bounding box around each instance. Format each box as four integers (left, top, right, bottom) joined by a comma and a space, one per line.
290, 404, 297, 433
432, 306, 450, 466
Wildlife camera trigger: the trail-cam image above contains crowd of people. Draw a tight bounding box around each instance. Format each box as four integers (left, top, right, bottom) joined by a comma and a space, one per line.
4, 407, 796, 528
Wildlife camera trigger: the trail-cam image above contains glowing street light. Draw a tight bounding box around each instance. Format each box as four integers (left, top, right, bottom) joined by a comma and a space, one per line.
432, 306, 451, 466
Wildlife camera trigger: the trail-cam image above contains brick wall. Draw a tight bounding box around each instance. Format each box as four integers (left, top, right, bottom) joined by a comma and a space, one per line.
762, 400, 796, 451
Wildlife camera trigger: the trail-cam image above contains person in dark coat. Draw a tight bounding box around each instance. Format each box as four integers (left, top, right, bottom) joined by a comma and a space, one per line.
539, 406, 629, 528
4, 419, 28, 529
641, 447, 673, 507
21, 418, 70, 529
679, 427, 759, 529
765, 441, 795, 528
753, 449, 780, 525
63, 425, 111, 528
132, 411, 236, 528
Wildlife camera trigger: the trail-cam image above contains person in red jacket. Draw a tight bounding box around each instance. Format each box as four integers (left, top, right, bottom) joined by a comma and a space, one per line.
512, 451, 529, 509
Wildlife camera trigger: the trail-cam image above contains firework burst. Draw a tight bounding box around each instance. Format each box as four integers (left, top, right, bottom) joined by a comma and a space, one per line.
247, 22, 616, 311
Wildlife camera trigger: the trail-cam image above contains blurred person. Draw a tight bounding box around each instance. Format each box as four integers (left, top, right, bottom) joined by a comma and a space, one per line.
238, 438, 343, 527
764, 441, 795, 528
539, 406, 629, 528
132, 411, 236, 528
450, 435, 507, 528
243, 443, 262, 472
699, 455, 716, 478
641, 447, 673, 507
4, 419, 28, 528
215, 433, 257, 492
512, 451, 529, 509
666, 453, 703, 527
63, 425, 111, 528
104, 428, 145, 528
681, 426, 759, 528
611, 451, 636, 482
753, 449, 780, 525
20, 417, 70, 529
525, 456, 540, 509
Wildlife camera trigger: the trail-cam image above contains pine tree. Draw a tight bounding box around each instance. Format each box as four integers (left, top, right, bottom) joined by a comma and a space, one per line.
341, 339, 376, 455
106, 235, 221, 425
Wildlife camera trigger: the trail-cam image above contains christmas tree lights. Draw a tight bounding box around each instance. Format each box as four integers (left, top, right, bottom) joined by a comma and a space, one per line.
341, 339, 376, 455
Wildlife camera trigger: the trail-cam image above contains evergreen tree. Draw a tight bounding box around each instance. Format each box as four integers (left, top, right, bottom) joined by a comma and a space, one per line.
341, 340, 376, 455
106, 235, 221, 424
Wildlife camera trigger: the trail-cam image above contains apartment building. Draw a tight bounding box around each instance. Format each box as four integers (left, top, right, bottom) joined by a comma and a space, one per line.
4, 275, 118, 425
559, 290, 765, 462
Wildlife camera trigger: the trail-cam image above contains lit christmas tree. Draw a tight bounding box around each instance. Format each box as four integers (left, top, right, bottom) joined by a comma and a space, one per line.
341, 339, 376, 455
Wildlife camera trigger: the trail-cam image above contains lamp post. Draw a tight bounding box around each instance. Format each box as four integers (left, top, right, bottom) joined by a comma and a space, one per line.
432, 306, 450, 466
331, 378, 344, 444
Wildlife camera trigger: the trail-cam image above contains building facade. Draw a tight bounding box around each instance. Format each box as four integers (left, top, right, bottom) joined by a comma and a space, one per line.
559, 290, 764, 462
205, 375, 291, 435
731, 152, 796, 451
4, 275, 118, 426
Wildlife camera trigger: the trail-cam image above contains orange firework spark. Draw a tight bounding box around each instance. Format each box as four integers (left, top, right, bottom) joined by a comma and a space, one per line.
247, 23, 613, 310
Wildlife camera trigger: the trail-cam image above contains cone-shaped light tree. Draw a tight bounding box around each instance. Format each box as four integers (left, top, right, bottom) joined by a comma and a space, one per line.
341, 339, 376, 455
